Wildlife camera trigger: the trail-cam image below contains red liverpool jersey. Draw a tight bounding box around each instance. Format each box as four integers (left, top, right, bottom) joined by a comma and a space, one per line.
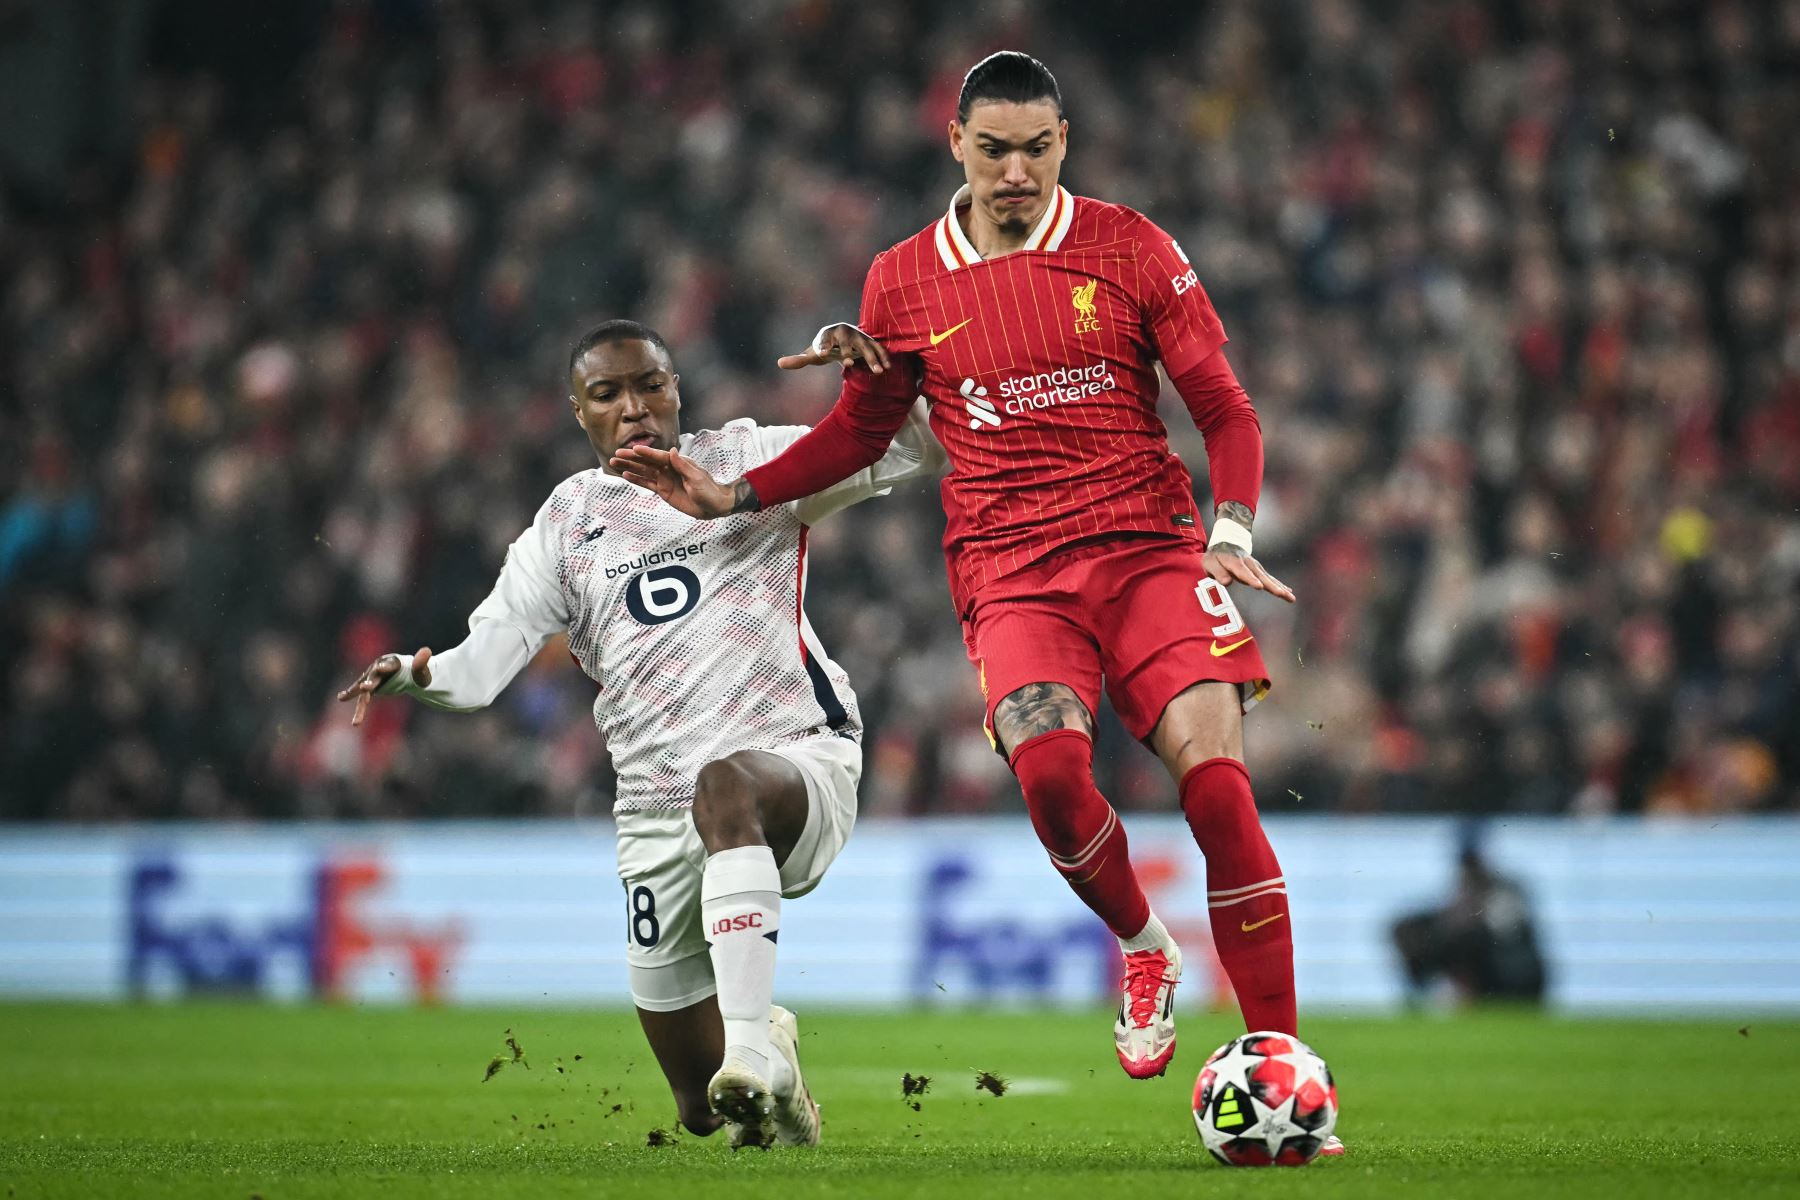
865, 186, 1229, 611
750, 185, 1238, 615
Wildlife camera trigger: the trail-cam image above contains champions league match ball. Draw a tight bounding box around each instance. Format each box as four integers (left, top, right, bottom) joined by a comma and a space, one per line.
1191, 1031, 1338, 1166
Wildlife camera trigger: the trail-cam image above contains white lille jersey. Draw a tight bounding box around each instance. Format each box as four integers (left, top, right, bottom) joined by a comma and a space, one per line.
460, 413, 940, 813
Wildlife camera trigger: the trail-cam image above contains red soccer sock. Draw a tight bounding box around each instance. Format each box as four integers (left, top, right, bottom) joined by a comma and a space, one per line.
1011, 730, 1151, 940
1179, 757, 1297, 1034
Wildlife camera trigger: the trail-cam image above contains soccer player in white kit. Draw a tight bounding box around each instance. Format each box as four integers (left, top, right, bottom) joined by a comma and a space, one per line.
337, 319, 942, 1148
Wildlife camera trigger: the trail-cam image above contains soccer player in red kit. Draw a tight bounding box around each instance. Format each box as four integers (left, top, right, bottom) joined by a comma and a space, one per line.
616, 53, 1322, 1124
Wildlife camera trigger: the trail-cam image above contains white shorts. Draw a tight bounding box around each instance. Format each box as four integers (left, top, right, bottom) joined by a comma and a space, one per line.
614, 734, 861, 1011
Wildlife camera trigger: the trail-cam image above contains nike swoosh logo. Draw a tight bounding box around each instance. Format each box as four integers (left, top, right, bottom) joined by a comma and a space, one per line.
1241, 913, 1285, 933
929, 318, 974, 346
1070, 855, 1107, 885
1211, 635, 1254, 657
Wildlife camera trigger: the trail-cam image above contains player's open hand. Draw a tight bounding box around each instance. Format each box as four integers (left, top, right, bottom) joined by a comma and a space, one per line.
336, 648, 432, 726
609, 445, 741, 519
1203, 546, 1297, 604
777, 323, 891, 374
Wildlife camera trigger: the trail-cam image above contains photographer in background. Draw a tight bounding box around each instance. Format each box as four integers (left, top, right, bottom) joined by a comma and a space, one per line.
1392, 833, 1547, 1007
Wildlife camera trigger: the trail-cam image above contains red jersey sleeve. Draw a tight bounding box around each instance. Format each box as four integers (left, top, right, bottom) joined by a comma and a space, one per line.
742, 256, 920, 506
854, 249, 927, 353
1170, 347, 1262, 515
1133, 216, 1228, 379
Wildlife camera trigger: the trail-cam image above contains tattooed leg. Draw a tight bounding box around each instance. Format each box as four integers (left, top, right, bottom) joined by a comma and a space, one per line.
993, 682, 1094, 759
994, 681, 1151, 946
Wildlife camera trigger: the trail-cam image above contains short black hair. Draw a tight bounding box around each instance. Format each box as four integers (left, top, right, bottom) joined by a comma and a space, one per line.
567, 319, 672, 379
956, 51, 1063, 124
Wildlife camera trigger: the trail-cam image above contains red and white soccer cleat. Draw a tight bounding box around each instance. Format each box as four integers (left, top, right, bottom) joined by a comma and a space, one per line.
1115, 944, 1183, 1078
1318, 1135, 1345, 1157
767, 1006, 820, 1147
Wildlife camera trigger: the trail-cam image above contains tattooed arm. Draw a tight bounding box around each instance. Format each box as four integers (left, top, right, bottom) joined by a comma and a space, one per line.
1211, 500, 1256, 555
1203, 499, 1296, 602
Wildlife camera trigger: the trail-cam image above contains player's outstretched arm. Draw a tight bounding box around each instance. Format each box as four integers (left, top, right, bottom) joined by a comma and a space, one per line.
615, 323, 917, 519
334, 618, 546, 722
337, 499, 570, 724
337, 648, 433, 727
609, 445, 751, 520
789, 399, 947, 525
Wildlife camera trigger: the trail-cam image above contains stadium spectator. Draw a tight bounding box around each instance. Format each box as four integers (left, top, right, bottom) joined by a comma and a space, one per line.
2, 0, 1796, 820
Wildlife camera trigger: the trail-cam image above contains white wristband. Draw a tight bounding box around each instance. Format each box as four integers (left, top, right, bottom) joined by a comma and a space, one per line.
1209, 516, 1253, 556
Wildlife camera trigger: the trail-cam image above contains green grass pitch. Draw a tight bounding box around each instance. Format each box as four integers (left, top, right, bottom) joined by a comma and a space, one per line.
2, 1003, 1796, 1198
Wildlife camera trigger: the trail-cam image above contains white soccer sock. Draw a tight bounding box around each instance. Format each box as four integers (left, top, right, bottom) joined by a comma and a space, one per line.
1120, 909, 1177, 957
702, 845, 782, 1084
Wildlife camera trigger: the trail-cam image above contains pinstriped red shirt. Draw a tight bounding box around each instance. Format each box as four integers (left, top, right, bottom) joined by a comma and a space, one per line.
750, 186, 1241, 616
883, 186, 1233, 612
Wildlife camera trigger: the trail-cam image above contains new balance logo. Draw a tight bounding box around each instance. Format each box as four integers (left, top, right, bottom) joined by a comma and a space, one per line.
962, 377, 1001, 431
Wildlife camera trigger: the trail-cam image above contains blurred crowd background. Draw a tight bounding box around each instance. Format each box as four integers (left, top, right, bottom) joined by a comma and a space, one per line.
2, 0, 1797, 822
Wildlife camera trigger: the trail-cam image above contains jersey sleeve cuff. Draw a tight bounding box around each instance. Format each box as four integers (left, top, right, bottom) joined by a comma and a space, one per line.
374, 655, 415, 695
1159, 332, 1229, 383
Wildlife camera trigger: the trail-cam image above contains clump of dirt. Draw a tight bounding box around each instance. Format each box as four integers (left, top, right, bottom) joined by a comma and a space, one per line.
645, 1128, 677, 1148
974, 1070, 1008, 1097
483, 1028, 533, 1081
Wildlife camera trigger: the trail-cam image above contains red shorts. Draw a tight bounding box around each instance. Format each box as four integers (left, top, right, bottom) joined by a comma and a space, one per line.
961, 537, 1272, 752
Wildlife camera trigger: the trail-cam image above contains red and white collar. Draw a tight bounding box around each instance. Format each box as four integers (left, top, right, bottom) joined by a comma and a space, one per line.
934, 184, 1076, 270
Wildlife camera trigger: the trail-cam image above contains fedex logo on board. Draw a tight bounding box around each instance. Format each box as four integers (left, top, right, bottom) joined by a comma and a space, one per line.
911, 851, 1228, 1006
126, 855, 462, 1002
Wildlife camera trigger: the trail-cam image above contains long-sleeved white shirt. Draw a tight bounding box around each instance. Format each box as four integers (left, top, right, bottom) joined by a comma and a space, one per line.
380, 404, 944, 811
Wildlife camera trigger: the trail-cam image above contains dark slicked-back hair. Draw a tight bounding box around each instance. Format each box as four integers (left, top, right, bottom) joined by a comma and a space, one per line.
567, 319, 672, 378
956, 51, 1063, 123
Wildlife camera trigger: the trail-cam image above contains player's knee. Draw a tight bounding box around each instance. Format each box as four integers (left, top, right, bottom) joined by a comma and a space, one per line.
693, 755, 764, 846
674, 1092, 722, 1136
994, 684, 1093, 754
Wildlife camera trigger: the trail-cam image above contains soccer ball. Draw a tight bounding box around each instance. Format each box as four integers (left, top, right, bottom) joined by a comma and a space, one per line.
1191, 1031, 1337, 1166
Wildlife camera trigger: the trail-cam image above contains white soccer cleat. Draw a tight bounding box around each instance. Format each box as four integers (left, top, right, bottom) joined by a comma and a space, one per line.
1319, 1134, 1346, 1157
1115, 943, 1183, 1078
767, 1005, 821, 1147
708, 1055, 776, 1150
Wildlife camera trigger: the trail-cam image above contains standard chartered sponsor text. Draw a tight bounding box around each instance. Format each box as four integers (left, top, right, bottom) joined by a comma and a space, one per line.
997, 361, 1118, 413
